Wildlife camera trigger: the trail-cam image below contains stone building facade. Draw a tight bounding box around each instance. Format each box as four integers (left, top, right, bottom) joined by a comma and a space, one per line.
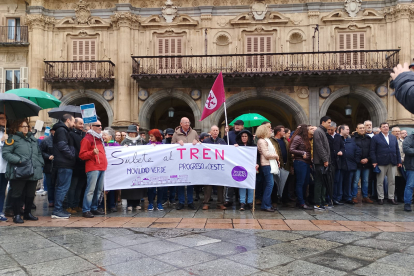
3, 0, 414, 132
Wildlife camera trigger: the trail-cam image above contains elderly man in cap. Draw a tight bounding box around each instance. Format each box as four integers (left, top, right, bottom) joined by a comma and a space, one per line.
223, 120, 244, 207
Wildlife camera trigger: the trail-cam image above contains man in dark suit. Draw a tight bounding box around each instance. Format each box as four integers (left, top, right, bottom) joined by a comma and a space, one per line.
327, 122, 343, 205
370, 122, 402, 205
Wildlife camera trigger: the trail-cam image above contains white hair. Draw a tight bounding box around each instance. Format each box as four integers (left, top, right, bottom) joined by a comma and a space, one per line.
364, 120, 372, 125
392, 127, 401, 132
330, 121, 337, 128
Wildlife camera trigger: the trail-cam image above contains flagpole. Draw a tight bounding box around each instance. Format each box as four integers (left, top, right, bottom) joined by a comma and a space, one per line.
224, 103, 229, 145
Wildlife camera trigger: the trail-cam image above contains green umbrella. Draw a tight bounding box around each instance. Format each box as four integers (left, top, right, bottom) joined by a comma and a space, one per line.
229, 113, 270, 128
6, 88, 61, 109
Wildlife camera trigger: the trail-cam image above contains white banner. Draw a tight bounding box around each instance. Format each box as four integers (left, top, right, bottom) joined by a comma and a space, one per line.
104, 144, 257, 191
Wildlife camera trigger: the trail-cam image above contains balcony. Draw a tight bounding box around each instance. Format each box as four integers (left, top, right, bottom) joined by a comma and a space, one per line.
0, 83, 29, 93
131, 49, 399, 87
43, 61, 115, 83
0, 26, 29, 45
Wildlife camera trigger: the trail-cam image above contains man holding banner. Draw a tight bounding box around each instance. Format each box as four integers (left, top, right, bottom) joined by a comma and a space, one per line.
171, 117, 199, 210
79, 120, 108, 218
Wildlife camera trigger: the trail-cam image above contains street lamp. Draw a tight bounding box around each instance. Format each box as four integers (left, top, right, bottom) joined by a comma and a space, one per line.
168, 107, 175, 118
345, 97, 352, 116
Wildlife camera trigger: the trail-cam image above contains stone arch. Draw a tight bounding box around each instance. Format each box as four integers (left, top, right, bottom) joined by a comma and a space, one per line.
211, 89, 308, 127
138, 89, 201, 130
319, 86, 387, 127
60, 90, 114, 126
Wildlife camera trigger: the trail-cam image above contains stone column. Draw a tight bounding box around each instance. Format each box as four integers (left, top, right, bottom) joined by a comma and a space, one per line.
111, 12, 139, 126
308, 87, 320, 126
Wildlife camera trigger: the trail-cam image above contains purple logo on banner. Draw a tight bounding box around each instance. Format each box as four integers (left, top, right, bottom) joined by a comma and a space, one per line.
231, 166, 248, 182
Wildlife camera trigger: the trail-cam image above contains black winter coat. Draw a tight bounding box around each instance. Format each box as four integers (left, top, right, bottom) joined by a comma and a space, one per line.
391, 71, 414, 114
403, 134, 414, 171
52, 121, 75, 169
340, 137, 362, 171
203, 137, 226, 144
352, 133, 372, 169
70, 128, 86, 175
40, 135, 54, 173
327, 133, 337, 167
333, 135, 345, 169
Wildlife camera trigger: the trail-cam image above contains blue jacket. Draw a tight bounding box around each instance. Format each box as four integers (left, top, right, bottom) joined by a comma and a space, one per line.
223, 130, 240, 145
403, 134, 414, 171
339, 137, 361, 171
370, 133, 401, 166
391, 71, 414, 114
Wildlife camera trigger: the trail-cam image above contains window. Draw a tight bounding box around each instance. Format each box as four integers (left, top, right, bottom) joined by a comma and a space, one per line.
71, 39, 97, 72
157, 37, 183, 72
245, 35, 272, 71
338, 32, 366, 68
7, 18, 21, 41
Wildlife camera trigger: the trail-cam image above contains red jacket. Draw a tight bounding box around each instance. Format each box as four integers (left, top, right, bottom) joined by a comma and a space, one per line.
79, 133, 108, 173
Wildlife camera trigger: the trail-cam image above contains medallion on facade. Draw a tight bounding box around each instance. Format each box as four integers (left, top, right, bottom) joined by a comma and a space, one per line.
251, 0, 268, 21
162, 0, 178, 23
296, 87, 309, 99
319, 87, 331, 98
191, 89, 201, 100
74, 0, 92, 25
376, 85, 388, 97
103, 90, 114, 101
139, 89, 149, 101
344, 0, 362, 18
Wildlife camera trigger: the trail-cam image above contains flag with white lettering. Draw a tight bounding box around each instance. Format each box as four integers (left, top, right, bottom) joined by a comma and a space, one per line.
199, 72, 226, 121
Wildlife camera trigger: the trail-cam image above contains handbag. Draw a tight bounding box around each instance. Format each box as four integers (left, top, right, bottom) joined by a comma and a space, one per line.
373, 166, 381, 174
14, 139, 34, 179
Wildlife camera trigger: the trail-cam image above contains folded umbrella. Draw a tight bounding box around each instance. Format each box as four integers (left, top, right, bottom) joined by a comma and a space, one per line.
0, 93, 42, 120
274, 167, 290, 198
48, 105, 81, 119
5, 88, 61, 109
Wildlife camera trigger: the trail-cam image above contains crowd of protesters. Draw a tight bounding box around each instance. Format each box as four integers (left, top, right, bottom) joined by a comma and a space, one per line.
1, 112, 414, 224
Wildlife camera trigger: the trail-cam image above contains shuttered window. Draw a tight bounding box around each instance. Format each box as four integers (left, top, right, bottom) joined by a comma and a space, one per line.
338, 32, 365, 67
158, 37, 183, 71
72, 39, 97, 70
245, 35, 272, 70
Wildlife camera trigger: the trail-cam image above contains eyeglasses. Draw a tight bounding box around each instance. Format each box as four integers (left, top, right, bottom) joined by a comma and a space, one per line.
92, 125, 102, 128
182, 122, 191, 125
20, 125, 29, 128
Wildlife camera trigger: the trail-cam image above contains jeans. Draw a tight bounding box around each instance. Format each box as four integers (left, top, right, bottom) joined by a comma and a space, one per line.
83, 170, 105, 213
54, 168, 73, 212
67, 174, 87, 208
0, 173, 8, 214
148, 187, 163, 205
261, 166, 274, 209
177, 186, 193, 204
239, 188, 254, 204
293, 160, 310, 205
162, 186, 176, 203
353, 168, 370, 198
333, 169, 345, 202
42, 173, 48, 192
404, 170, 414, 204
343, 171, 356, 202
45, 172, 55, 204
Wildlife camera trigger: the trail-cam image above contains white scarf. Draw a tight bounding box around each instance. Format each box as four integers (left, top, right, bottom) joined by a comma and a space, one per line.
264, 138, 279, 175
126, 134, 142, 141
87, 129, 105, 152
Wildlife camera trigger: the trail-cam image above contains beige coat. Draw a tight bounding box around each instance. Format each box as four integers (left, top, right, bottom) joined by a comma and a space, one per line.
257, 138, 278, 166
171, 126, 199, 144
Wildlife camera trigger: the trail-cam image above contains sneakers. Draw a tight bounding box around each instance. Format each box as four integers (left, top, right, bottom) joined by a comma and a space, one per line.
157, 203, 164, 211
127, 206, 133, 211
135, 206, 142, 210
404, 204, 412, 212
51, 211, 70, 219
148, 204, 154, 211
300, 204, 313, 210
66, 208, 77, 214
314, 205, 325, 210
83, 211, 95, 218
0, 214, 7, 222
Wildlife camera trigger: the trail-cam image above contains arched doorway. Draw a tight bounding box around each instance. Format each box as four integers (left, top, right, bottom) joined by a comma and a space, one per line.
150, 98, 195, 130
213, 89, 308, 132
320, 86, 387, 128
326, 96, 370, 130
138, 89, 201, 130
59, 90, 113, 127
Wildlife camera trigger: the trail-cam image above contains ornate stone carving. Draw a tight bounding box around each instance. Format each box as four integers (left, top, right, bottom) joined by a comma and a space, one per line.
344, 0, 362, 18
308, 11, 319, 24
7, 4, 18, 14
383, 4, 414, 19
251, 0, 268, 21
25, 14, 55, 30
74, 0, 92, 24
162, 0, 178, 23
217, 17, 229, 27
290, 13, 302, 25
296, 87, 309, 99
110, 12, 140, 28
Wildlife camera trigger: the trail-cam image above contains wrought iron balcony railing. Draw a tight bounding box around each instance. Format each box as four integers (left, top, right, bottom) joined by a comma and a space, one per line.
131, 49, 399, 79
43, 61, 115, 82
0, 26, 29, 45
0, 83, 29, 93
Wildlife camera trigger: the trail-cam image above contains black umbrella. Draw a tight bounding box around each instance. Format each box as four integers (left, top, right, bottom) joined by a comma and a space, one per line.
48, 105, 81, 119
0, 93, 42, 120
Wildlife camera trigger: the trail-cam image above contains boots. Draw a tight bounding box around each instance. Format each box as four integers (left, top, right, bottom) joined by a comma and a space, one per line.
11, 197, 24, 224
23, 197, 38, 221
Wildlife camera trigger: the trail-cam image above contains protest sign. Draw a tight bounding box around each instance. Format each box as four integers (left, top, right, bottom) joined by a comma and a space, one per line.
80, 103, 97, 124
104, 144, 257, 190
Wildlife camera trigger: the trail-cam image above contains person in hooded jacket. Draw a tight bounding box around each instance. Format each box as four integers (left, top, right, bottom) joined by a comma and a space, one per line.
51, 114, 76, 219
2, 118, 44, 223
234, 129, 259, 211
351, 123, 374, 204
40, 128, 55, 207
